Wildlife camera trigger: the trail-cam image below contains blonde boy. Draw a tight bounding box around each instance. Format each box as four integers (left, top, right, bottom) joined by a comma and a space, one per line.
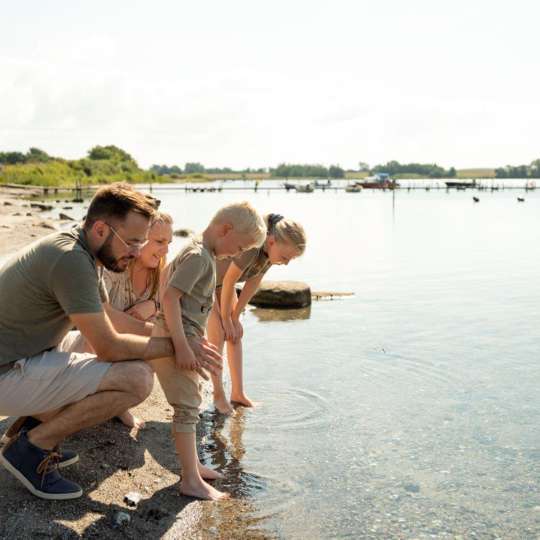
149, 202, 266, 500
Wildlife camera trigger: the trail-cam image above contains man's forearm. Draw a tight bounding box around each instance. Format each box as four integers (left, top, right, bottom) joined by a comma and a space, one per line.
104, 333, 174, 362
143, 336, 174, 360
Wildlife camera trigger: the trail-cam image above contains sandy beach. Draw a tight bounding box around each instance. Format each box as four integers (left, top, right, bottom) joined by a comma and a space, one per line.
0, 187, 61, 257
0, 189, 241, 539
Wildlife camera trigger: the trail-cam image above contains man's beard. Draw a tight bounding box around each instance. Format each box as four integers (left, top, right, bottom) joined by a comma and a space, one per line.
97, 233, 133, 273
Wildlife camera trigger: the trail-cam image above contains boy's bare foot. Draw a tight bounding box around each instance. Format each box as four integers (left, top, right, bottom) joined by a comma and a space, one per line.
230, 393, 254, 408
198, 463, 224, 480
117, 410, 145, 429
214, 394, 234, 415
180, 477, 229, 500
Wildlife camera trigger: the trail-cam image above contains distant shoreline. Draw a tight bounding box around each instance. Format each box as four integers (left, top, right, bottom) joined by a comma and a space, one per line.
0, 167, 500, 191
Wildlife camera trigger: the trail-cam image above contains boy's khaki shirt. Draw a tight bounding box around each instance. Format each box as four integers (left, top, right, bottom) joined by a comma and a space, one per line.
167, 238, 215, 336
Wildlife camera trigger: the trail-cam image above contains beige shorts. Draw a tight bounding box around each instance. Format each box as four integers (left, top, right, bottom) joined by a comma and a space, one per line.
148, 315, 202, 433
0, 335, 111, 417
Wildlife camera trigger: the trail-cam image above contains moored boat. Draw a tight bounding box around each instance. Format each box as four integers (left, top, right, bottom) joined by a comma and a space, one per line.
355, 173, 399, 189
445, 180, 477, 189
295, 183, 314, 193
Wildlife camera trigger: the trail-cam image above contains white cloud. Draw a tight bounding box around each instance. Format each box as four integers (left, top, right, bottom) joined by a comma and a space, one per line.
1, 0, 540, 169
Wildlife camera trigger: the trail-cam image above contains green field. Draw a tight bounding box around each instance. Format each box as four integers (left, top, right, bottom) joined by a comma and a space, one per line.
456, 168, 496, 179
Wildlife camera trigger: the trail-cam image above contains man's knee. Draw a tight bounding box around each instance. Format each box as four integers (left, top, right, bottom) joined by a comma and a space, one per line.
128, 361, 154, 402
98, 360, 153, 402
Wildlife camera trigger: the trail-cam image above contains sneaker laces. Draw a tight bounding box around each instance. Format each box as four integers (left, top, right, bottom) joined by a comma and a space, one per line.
37, 451, 61, 487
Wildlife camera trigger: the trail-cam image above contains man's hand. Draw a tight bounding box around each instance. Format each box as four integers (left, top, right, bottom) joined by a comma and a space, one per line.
174, 345, 199, 372
187, 335, 223, 380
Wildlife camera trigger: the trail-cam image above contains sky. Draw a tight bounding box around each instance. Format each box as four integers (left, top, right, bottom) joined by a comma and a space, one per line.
1, 0, 539, 170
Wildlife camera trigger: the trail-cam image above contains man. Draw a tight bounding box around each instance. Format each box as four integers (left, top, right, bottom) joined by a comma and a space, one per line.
0, 183, 221, 500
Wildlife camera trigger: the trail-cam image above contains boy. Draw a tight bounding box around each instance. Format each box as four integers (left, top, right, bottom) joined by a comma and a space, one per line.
149, 202, 266, 500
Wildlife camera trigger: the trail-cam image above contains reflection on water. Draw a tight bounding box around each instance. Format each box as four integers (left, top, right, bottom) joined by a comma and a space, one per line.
250, 306, 311, 322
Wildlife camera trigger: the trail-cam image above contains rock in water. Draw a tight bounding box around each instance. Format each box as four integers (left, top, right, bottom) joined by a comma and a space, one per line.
247, 281, 311, 308
59, 212, 75, 221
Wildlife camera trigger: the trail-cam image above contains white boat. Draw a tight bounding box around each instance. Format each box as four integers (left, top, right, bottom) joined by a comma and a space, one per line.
295, 183, 314, 193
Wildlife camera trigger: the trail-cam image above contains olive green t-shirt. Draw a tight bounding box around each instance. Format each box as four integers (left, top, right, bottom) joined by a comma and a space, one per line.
0, 226, 105, 365
167, 238, 216, 336
215, 246, 271, 287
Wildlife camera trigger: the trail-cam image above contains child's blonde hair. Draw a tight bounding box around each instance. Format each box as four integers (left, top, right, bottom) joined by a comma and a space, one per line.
266, 214, 307, 255
211, 201, 266, 247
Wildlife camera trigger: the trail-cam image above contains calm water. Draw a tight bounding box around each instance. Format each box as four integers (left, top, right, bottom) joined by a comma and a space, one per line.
13, 187, 540, 538
148, 186, 539, 539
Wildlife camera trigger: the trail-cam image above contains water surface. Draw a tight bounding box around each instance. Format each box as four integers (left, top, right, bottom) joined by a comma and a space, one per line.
146, 186, 539, 539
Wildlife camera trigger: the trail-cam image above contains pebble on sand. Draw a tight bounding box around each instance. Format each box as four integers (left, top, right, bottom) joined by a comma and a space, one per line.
124, 491, 142, 507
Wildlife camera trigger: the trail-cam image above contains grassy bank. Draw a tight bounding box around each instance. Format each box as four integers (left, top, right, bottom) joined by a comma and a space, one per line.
0, 161, 162, 187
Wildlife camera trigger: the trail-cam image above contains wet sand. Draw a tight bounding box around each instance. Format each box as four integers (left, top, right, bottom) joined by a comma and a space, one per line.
0, 386, 245, 539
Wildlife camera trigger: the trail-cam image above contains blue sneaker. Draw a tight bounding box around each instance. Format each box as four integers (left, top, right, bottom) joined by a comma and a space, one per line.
0, 430, 83, 500
1, 417, 79, 468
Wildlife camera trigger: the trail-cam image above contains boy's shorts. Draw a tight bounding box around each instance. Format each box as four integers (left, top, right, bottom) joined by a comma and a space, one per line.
148, 314, 202, 433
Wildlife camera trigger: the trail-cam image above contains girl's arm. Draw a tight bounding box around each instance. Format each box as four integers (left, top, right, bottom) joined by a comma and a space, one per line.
220, 262, 244, 341
232, 273, 265, 321
161, 285, 198, 370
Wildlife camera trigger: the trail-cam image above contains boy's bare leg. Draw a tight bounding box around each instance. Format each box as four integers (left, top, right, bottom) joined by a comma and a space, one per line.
198, 461, 223, 480
27, 361, 154, 450
175, 431, 228, 500
227, 339, 253, 407
207, 307, 233, 415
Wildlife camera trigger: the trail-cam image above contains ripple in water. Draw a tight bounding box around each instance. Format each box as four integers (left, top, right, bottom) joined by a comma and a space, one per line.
355, 350, 462, 391
246, 383, 331, 432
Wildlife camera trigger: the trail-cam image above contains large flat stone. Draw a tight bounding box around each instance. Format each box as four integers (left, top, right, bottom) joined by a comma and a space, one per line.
246, 280, 311, 309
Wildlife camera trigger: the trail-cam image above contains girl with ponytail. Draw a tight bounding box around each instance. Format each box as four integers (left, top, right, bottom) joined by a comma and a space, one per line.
208, 213, 306, 414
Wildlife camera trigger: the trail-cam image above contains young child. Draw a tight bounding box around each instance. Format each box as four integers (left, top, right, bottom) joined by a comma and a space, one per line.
149, 202, 266, 500
208, 214, 307, 415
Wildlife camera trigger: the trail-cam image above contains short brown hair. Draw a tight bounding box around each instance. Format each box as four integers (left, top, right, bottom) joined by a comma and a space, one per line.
84, 182, 156, 229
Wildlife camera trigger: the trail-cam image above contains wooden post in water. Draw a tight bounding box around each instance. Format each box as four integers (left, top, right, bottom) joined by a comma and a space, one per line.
74, 177, 83, 202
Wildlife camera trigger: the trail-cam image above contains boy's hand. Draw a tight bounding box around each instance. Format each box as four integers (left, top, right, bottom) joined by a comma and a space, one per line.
187, 336, 223, 380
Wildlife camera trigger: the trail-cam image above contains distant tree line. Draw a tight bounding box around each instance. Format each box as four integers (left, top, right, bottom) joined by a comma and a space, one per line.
0, 147, 52, 165
371, 161, 456, 178
150, 162, 267, 176
270, 163, 345, 178
495, 159, 540, 178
